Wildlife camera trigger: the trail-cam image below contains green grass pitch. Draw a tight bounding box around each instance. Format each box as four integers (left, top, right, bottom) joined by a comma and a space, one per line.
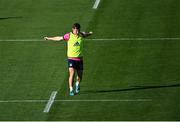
0, 0, 180, 120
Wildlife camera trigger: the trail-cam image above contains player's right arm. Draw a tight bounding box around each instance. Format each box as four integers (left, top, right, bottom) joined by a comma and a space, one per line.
44, 36, 64, 41
80, 31, 93, 38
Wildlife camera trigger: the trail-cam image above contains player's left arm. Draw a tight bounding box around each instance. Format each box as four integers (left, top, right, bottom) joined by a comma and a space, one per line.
80, 31, 93, 38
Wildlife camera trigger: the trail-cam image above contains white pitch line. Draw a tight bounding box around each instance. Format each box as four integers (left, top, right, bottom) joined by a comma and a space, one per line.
0, 100, 47, 103
55, 99, 152, 102
1, 37, 180, 42
43, 91, 58, 113
0, 99, 152, 103
0, 39, 44, 42
93, 0, 101, 9
86, 37, 180, 41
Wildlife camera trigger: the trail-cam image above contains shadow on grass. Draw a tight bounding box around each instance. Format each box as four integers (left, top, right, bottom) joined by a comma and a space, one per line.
0, 16, 23, 20
82, 83, 180, 94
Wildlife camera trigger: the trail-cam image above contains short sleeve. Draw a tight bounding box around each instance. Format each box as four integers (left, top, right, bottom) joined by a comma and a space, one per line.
63, 33, 70, 41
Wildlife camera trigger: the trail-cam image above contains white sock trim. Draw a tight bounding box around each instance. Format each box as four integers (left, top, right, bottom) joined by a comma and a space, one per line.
70, 87, 73, 92
76, 81, 79, 86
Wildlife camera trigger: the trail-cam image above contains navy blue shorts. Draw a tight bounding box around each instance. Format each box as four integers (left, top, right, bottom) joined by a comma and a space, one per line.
68, 59, 83, 70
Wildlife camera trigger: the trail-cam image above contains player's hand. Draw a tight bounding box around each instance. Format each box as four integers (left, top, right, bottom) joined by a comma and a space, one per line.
89, 31, 93, 34
44, 37, 48, 40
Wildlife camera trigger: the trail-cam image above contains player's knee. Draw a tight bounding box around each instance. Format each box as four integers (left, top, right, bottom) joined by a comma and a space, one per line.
69, 68, 75, 74
77, 76, 82, 82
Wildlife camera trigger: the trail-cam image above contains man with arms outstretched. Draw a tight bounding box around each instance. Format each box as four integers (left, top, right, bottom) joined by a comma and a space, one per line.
44, 23, 93, 96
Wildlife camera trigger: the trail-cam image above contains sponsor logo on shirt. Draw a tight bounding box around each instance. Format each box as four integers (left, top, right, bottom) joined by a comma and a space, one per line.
73, 42, 80, 46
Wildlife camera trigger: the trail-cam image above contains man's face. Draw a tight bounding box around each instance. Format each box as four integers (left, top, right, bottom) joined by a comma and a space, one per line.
72, 28, 80, 35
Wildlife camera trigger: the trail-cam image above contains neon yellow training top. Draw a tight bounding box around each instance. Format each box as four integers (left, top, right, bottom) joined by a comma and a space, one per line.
66, 32, 83, 58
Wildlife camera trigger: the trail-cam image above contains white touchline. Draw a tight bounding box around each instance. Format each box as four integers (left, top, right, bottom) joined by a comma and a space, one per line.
43, 91, 58, 113
93, 0, 101, 9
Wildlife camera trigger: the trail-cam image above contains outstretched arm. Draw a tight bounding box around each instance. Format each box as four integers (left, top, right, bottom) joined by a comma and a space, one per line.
44, 36, 64, 41
80, 31, 93, 38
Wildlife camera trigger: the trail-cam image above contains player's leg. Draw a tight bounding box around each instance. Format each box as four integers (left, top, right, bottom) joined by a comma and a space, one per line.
75, 60, 83, 93
75, 70, 83, 93
77, 70, 83, 82
69, 67, 75, 96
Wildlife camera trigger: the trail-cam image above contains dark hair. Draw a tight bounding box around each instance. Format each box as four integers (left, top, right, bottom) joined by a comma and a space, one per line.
72, 23, 81, 30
